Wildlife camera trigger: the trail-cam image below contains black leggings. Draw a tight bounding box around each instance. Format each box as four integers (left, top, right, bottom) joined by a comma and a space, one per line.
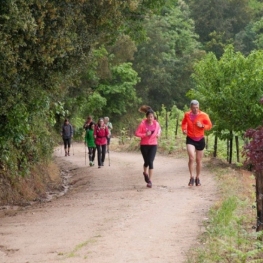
88, 147, 96, 162
140, 145, 157, 169
96, 144, 106, 166
63, 138, 71, 149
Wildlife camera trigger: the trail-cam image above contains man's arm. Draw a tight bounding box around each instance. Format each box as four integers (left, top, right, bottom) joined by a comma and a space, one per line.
181, 113, 188, 135
203, 114, 212, 131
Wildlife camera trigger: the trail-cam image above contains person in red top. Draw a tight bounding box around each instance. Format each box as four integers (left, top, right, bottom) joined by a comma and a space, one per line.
135, 107, 161, 188
181, 100, 212, 186
94, 118, 109, 168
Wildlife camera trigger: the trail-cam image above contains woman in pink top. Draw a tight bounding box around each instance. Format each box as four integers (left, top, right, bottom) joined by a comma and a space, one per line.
135, 108, 161, 188
94, 118, 109, 168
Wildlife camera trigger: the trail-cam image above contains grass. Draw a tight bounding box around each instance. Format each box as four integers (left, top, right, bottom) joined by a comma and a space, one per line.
185, 159, 263, 263
59, 235, 102, 259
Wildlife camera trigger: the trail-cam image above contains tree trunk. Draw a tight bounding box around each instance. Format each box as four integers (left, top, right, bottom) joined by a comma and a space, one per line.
235, 135, 240, 163
229, 131, 233, 164
206, 136, 208, 150
227, 139, 230, 162
165, 111, 168, 139
255, 171, 263, 232
213, 135, 217, 157
175, 113, 179, 137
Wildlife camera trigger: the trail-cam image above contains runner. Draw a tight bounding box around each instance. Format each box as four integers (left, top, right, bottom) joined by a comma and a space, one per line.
135, 106, 161, 188
85, 122, 96, 166
61, 118, 73, 157
94, 118, 109, 168
181, 100, 212, 186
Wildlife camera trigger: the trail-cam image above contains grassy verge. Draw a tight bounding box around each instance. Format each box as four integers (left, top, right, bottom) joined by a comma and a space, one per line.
186, 159, 263, 263
0, 162, 61, 206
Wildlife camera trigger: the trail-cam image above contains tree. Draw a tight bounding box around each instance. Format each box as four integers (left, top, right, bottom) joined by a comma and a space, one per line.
133, 1, 202, 111
244, 103, 263, 232
0, 0, 166, 178
97, 62, 141, 117
186, 0, 252, 57
189, 46, 263, 161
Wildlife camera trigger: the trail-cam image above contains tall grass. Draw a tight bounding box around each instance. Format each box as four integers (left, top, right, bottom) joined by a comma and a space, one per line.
186, 164, 263, 263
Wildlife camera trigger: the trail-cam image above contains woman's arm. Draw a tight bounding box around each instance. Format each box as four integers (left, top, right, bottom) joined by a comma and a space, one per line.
135, 122, 147, 138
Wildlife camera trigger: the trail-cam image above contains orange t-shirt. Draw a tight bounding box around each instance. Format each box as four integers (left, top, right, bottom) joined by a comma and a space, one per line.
181, 110, 212, 139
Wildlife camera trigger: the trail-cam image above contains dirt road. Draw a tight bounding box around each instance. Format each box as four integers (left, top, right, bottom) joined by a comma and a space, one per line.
0, 142, 216, 263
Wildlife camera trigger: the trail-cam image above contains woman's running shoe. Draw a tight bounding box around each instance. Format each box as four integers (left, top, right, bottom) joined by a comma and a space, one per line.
143, 172, 150, 183
147, 181, 152, 188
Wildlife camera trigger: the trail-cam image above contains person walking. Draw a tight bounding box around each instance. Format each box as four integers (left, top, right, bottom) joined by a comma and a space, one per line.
181, 100, 212, 186
61, 118, 73, 157
85, 122, 96, 166
83, 115, 93, 130
135, 106, 161, 188
104, 116, 113, 153
94, 118, 109, 168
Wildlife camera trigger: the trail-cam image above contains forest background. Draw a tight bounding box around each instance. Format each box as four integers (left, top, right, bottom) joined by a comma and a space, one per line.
2, 1, 263, 261
1, 0, 263, 206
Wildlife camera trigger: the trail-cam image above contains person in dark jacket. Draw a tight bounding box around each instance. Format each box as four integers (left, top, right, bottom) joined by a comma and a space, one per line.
61, 119, 73, 156
93, 118, 109, 168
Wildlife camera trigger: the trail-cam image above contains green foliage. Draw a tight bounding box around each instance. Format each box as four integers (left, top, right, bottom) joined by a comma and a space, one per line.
133, 1, 202, 111
234, 22, 257, 55
119, 127, 128, 145
186, 0, 252, 57
235, 15, 263, 55
189, 45, 263, 140
156, 104, 184, 139
0, 0, 166, 179
98, 62, 141, 115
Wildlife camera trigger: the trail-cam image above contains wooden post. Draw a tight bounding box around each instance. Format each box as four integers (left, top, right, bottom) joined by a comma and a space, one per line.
235, 135, 240, 163
227, 139, 230, 163
175, 113, 179, 137
229, 131, 233, 164
213, 135, 217, 158
256, 171, 263, 232
165, 111, 168, 139
206, 136, 209, 150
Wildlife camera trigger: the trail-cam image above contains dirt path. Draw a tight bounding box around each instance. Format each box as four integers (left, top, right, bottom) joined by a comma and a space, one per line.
0, 142, 217, 263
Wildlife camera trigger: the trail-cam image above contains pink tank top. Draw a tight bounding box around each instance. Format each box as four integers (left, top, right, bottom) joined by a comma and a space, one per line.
145, 122, 155, 134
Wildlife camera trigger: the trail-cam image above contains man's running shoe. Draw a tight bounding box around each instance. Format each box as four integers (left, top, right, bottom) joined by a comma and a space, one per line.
188, 177, 194, 186
195, 178, 201, 186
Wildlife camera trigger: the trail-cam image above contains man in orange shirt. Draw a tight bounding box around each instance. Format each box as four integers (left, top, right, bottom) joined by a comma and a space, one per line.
181, 100, 212, 186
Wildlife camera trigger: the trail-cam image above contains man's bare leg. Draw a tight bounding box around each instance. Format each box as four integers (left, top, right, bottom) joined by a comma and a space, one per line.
196, 150, 203, 178
195, 150, 203, 186
187, 144, 196, 178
